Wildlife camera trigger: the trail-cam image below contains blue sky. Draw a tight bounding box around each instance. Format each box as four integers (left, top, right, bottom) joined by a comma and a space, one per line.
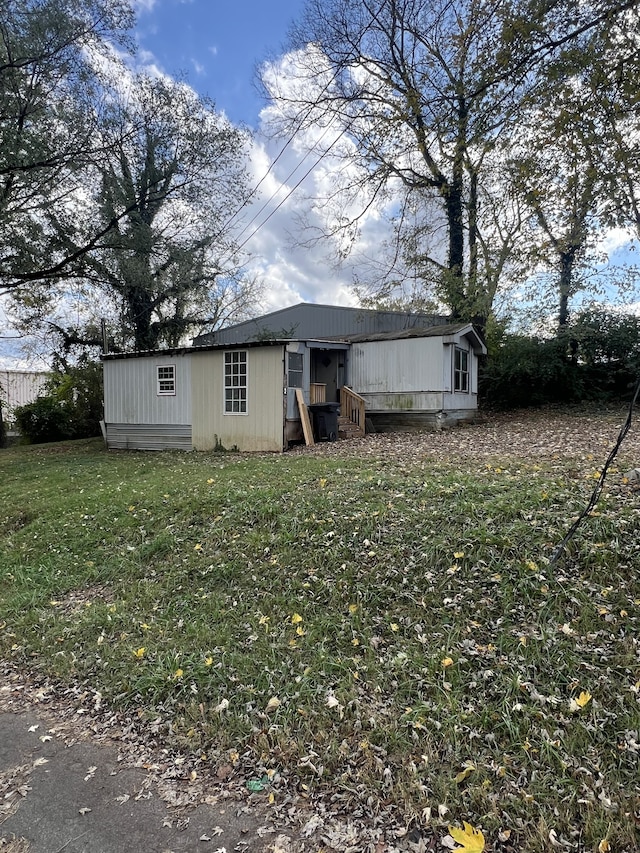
134, 0, 305, 126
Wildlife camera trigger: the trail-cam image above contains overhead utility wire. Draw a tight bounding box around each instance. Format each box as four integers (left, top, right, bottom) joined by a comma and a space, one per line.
230, 121, 340, 247
234, 123, 352, 256
213, 71, 344, 245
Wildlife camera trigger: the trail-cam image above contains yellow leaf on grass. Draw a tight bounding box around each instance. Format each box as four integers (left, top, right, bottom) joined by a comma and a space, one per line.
291, 613, 303, 624
348, 603, 358, 615
448, 821, 485, 852
575, 690, 592, 707
454, 762, 476, 784
442, 656, 454, 668
134, 647, 145, 658
454, 551, 465, 559
598, 841, 611, 853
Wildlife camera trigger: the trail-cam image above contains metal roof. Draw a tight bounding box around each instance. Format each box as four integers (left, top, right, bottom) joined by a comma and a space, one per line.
344, 322, 484, 345
101, 338, 349, 362
192, 302, 450, 346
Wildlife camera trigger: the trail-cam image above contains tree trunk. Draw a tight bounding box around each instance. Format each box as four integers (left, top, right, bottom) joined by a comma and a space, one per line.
442, 167, 466, 318
558, 247, 577, 329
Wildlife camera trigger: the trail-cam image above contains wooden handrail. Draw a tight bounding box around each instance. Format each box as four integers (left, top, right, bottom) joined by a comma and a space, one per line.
340, 385, 365, 430
310, 383, 326, 404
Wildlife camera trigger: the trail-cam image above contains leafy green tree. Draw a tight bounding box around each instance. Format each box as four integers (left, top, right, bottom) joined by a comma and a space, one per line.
10, 73, 262, 354
89, 75, 258, 351
264, 0, 638, 332
14, 358, 103, 442
0, 0, 134, 293
505, 19, 640, 331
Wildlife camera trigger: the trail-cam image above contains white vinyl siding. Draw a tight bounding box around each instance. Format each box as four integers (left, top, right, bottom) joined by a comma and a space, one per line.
191, 346, 285, 452
104, 355, 191, 426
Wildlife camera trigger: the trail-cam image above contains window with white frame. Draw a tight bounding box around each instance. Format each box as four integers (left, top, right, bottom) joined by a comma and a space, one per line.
224, 350, 248, 413
157, 364, 176, 396
454, 347, 469, 392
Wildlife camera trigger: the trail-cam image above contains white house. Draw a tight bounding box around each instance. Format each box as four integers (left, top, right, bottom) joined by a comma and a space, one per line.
102, 305, 486, 452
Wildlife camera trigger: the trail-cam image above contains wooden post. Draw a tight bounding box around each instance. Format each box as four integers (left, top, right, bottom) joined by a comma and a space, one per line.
295, 388, 315, 446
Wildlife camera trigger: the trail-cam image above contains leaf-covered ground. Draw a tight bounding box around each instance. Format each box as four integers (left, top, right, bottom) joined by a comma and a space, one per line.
1, 407, 639, 852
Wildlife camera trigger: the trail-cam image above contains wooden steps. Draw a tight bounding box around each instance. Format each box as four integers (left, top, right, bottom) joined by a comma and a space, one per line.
338, 414, 365, 439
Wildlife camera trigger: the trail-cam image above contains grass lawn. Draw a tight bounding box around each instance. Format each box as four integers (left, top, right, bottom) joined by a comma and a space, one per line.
1, 409, 639, 851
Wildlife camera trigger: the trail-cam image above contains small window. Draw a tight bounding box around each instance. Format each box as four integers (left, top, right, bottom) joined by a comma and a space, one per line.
224, 350, 248, 414
454, 347, 469, 392
288, 352, 303, 387
157, 364, 176, 396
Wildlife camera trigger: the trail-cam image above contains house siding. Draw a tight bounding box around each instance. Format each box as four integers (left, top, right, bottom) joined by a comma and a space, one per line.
349, 338, 444, 399
0, 370, 49, 424
443, 338, 479, 411
191, 346, 285, 452
105, 423, 192, 451
103, 355, 192, 450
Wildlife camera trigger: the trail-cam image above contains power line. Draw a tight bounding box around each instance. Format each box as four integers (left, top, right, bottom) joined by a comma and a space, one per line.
231, 122, 341, 248
234, 123, 351, 256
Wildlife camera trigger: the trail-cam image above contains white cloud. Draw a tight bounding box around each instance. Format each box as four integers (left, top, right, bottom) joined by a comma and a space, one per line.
132, 0, 158, 13
597, 226, 637, 257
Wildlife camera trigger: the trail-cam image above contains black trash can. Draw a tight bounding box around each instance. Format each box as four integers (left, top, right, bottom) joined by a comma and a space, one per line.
309, 402, 340, 442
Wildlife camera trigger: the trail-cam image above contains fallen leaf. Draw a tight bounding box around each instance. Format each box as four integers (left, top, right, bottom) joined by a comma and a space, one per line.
575, 690, 592, 707
448, 821, 485, 852
454, 762, 476, 784
265, 696, 281, 713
